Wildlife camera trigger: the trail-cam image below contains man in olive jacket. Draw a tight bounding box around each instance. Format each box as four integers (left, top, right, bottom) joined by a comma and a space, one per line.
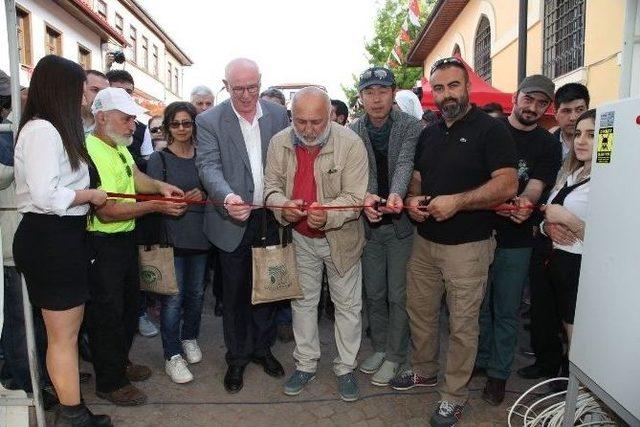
263, 87, 368, 402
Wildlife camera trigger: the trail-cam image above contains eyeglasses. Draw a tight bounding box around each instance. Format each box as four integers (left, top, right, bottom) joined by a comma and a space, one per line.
228, 82, 260, 96
117, 151, 132, 177
168, 120, 193, 129
149, 126, 163, 133
429, 57, 464, 75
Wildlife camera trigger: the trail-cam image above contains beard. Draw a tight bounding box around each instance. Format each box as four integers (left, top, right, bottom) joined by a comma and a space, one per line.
514, 107, 540, 126
437, 93, 469, 119
105, 122, 133, 146
294, 122, 331, 147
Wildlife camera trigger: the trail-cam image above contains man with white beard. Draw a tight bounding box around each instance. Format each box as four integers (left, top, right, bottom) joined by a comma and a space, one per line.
263, 87, 369, 402
85, 87, 187, 406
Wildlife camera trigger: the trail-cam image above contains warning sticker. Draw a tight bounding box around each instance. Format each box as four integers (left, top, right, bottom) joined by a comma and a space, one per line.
596, 127, 614, 164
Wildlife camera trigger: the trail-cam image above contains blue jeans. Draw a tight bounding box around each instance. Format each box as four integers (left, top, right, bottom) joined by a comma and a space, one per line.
0, 267, 48, 392
160, 253, 208, 360
477, 247, 532, 379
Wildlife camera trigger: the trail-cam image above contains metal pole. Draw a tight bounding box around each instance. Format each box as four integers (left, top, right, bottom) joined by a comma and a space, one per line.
517, 0, 528, 85
21, 276, 45, 427
618, 0, 639, 98
4, 1, 45, 425
5, 0, 21, 136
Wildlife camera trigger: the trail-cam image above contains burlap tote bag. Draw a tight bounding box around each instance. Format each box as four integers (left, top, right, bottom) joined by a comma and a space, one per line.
137, 152, 178, 295
139, 244, 178, 295
251, 214, 302, 304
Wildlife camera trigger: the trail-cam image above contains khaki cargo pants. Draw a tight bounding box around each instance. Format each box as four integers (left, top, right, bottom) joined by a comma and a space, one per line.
406, 234, 495, 404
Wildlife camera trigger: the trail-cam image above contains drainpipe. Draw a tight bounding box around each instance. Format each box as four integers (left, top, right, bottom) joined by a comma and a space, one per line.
618, 0, 639, 98
517, 0, 528, 85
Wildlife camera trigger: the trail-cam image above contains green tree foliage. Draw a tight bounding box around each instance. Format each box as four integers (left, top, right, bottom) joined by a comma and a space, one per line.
342, 0, 436, 111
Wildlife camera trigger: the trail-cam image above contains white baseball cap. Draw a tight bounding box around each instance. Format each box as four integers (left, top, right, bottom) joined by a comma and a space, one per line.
91, 87, 146, 117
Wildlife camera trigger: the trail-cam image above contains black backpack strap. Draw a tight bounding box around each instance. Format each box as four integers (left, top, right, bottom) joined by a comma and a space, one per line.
158, 150, 168, 182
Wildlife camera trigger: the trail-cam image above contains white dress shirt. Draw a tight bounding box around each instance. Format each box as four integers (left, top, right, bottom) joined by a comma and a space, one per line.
543, 167, 590, 255
140, 125, 153, 156
231, 102, 264, 206
14, 119, 90, 216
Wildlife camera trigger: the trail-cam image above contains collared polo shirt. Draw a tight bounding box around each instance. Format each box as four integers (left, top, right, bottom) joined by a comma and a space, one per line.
86, 133, 136, 233
414, 106, 517, 245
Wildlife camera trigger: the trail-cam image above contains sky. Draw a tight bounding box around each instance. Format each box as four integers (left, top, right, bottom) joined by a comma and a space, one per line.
135, 0, 379, 103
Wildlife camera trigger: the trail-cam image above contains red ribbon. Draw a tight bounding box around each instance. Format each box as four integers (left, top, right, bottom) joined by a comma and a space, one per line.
106, 192, 536, 213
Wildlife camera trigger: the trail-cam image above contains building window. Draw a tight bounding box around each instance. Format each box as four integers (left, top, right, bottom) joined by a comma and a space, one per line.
152, 45, 158, 77
174, 67, 179, 93
45, 25, 62, 56
543, 0, 586, 79
78, 45, 91, 69
474, 16, 491, 83
16, 7, 32, 65
167, 62, 172, 89
129, 25, 137, 64
141, 36, 148, 70
96, 0, 107, 19
115, 13, 123, 33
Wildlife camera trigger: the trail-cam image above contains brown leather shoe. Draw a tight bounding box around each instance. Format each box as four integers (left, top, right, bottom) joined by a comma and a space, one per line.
126, 363, 152, 382
482, 377, 506, 406
96, 384, 147, 406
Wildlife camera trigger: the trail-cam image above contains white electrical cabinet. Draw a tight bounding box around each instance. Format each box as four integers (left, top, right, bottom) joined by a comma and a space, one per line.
565, 97, 640, 426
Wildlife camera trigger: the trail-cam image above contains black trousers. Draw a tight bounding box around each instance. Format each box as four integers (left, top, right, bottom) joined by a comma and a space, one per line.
218, 209, 279, 367
85, 232, 140, 393
528, 234, 562, 372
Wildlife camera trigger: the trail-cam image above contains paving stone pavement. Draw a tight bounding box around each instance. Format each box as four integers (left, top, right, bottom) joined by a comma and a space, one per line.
38, 292, 543, 426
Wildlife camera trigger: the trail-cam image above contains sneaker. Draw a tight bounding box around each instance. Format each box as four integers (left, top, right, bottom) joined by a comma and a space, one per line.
138, 314, 158, 337
337, 372, 359, 402
359, 352, 385, 374
371, 360, 399, 387
389, 369, 438, 391
182, 339, 202, 364
430, 400, 464, 427
165, 355, 193, 384
283, 370, 316, 396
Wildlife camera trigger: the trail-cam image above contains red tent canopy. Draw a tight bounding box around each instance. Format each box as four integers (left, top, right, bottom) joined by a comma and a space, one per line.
421, 57, 515, 113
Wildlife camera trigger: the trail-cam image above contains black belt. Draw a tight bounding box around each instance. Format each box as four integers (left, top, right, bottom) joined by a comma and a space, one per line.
88, 230, 134, 239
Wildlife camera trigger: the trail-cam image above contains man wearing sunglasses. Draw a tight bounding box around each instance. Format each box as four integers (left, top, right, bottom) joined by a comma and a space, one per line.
404, 57, 518, 427
195, 58, 290, 394
85, 87, 187, 406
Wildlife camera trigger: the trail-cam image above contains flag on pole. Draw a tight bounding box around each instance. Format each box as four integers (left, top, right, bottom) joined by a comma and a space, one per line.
408, 0, 421, 27
392, 43, 403, 63
400, 18, 411, 43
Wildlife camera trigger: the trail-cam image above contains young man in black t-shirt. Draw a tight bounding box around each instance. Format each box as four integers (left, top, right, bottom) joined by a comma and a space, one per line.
476, 75, 562, 405
403, 57, 518, 427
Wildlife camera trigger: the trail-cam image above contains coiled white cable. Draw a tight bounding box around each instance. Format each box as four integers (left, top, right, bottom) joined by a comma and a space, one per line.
507, 377, 616, 426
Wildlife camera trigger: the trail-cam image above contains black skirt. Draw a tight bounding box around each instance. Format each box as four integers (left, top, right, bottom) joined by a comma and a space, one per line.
13, 213, 90, 311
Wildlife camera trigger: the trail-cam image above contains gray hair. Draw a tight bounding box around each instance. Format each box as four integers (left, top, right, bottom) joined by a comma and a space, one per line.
190, 85, 214, 98
260, 88, 286, 106
291, 86, 331, 116
224, 58, 260, 81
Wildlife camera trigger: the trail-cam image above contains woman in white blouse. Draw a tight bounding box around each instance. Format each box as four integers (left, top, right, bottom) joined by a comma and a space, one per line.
541, 109, 596, 351
13, 55, 110, 426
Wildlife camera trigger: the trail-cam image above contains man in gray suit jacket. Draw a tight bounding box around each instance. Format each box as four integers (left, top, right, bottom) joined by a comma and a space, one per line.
195, 58, 290, 394
349, 67, 423, 388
